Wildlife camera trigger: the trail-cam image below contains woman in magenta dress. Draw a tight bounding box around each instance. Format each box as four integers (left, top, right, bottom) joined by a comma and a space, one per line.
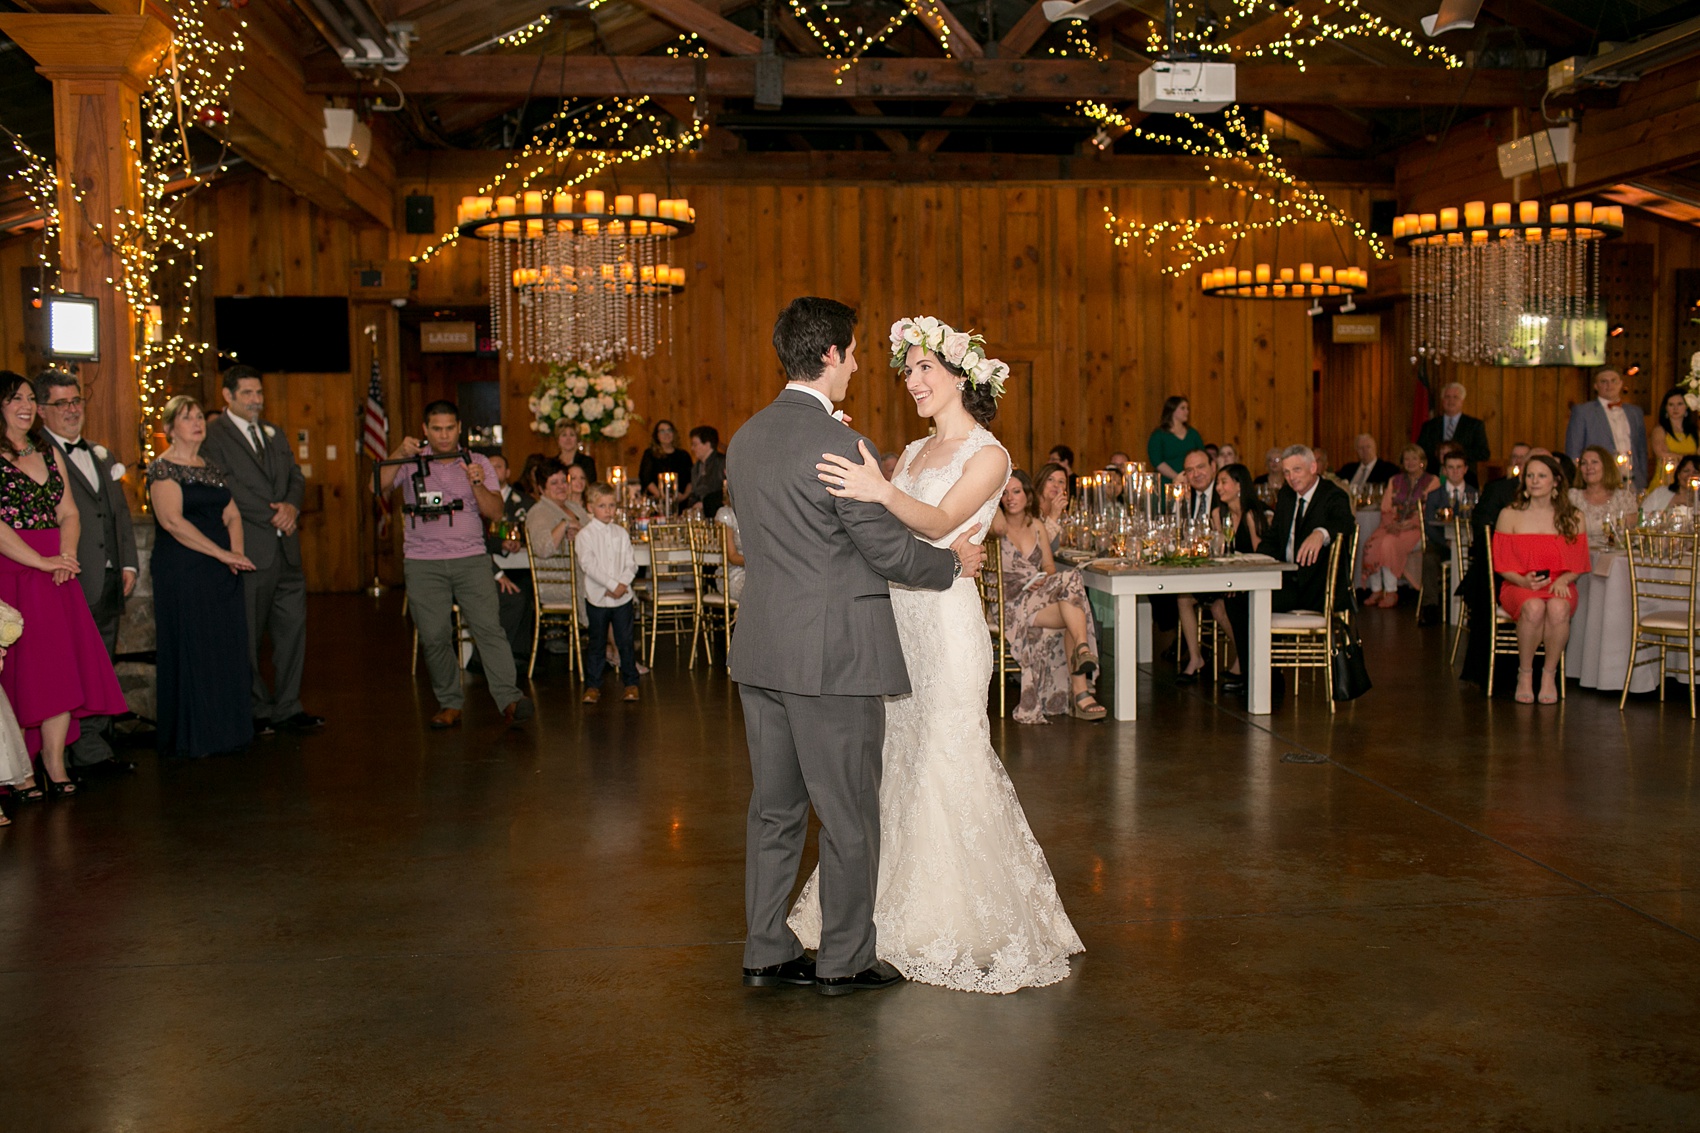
1492, 453, 1590, 705
0, 373, 126, 795
1361, 443, 1439, 607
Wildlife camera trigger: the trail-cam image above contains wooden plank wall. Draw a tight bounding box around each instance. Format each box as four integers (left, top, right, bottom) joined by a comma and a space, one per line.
412, 179, 1379, 481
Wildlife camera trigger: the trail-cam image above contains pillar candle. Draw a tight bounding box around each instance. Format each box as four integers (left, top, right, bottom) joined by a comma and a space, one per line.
1279, 267, 1294, 283
496, 195, 516, 216
583, 189, 605, 214
1464, 201, 1486, 227
523, 190, 543, 215
1318, 265, 1334, 283
1492, 201, 1512, 225
669, 267, 686, 287
553, 191, 571, 214
1551, 203, 1569, 224
1255, 263, 1271, 283
1440, 207, 1459, 229
1519, 200, 1540, 223
1237, 269, 1252, 286
1392, 217, 1407, 238
1299, 263, 1314, 282
526, 219, 543, 239
638, 193, 658, 216
1419, 213, 1437, 232
614, 194, 634, 216
1574, 201, 1593, 224
631, 220, 648, 235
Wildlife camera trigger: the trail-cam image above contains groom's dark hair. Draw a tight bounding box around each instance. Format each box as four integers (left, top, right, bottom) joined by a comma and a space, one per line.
773, 297, 857, 382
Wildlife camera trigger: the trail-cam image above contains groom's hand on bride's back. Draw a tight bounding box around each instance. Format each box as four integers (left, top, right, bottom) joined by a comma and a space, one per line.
950, 524, 986, 579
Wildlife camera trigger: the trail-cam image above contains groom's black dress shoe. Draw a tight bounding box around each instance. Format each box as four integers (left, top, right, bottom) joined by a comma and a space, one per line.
816, 961, 904, 996
742, 956, 817, 987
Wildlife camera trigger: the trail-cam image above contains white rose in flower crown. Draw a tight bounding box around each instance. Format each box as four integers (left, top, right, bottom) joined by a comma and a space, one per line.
942, 331, 971, 364
890, 321, 907, 350
960, 348, 983, 372
902, 323, 924, 346
915, 315, 942, 337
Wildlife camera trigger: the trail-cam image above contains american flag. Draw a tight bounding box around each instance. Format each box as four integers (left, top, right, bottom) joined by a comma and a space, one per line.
363, 348, 391, 536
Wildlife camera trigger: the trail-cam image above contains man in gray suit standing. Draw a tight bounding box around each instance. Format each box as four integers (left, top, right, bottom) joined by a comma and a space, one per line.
1565, 367, 1650, 490
201, 365, 324, 736
728, 297, 985, 996
35, 370, 137, 774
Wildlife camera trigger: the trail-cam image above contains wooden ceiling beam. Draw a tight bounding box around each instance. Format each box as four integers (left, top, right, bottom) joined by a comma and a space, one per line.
623, 0, 761, 54
908, 0, 984, 58
847, 99, 913, 152
312, 58, 1544, 105
1481, 0, 1595, 48
998, 2, 1053, 58
1265, 105, 1375, 152
916, 98, 974, 153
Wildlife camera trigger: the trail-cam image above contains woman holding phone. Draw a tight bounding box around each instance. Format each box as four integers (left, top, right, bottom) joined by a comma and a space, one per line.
1492, 454, 1589, 705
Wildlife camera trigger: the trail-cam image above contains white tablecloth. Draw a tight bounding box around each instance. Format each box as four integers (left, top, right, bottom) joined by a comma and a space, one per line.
1353, 508, 1380, 583
1568, 550, 1692, 694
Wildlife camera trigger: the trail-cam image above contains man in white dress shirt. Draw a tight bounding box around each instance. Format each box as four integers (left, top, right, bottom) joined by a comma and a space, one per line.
1565, 368, 1649, 491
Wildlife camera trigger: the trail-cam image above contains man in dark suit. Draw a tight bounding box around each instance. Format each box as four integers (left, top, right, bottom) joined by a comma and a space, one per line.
200, 365, 324, 736
35, 370, 137, 774
1258, 445, 1356, 613
1417, 382, 1491, 482
1337, 433, 1399, 495
728, 297, 983, 996
1417, 450, 1479, 627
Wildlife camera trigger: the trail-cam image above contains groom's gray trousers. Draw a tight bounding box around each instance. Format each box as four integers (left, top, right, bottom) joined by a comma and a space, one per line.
741, 687, 884, 978
725, 388, 957, 980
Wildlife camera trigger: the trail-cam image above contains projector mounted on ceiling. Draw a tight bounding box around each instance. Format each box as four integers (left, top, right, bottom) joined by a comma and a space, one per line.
1137, 61, 1237, 114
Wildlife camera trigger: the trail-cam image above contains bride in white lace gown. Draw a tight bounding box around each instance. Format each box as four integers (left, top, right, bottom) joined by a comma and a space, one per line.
787, 317, 1084, 994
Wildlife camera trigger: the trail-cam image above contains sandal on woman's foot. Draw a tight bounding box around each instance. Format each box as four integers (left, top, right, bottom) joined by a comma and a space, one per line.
12, 780, 43, 804
1069, 691, 1107, 722
1514, 668, 1536, 704
1538, 682, 1560, 705
45, 777, 77, 799
1071, 644, 1099, 683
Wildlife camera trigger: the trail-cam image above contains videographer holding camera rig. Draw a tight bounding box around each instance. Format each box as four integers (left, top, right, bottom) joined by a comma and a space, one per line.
381, 400, 533, 730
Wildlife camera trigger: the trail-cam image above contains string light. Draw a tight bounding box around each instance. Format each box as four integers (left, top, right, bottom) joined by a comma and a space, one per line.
410, 34, 709, 264
1144, 0, 1459, 71
1094, 106, 1386, 276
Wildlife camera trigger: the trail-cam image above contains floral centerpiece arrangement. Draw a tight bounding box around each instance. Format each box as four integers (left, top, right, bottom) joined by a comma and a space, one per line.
1683, 350, 1700, 413
528, 361, 639, 442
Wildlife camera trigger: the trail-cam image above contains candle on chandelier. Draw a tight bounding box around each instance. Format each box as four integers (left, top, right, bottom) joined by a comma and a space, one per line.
608, 220, 626, 236
1237, 269, 1252, 286
638, 193, 658, 216
1464, 201, 1486, 228
1575, 201, 1593, 224
1551, 203, 1570, 224
1492, 202, 1512, 225
669, 267, 686, 287
614, 194, 635, 216
658, 199, 677, 221
1419, 213, 1437, 233
656, 262, 670, 287
1299, 263, 1314, 282
1318, 266, 1335, 283
1279, 267, 1295, 283
498, 195, 518, 239
1440, 207, 1459, 230
523, 190, 543, 216
1472, 230, 1489, 244
1392, 216, 1406, 238
631, 220, 649, 235
1519, 200, 1540, 223
1526, 227, 1543, 242
1255, 263, 1271, 284
583, 189, 606, 214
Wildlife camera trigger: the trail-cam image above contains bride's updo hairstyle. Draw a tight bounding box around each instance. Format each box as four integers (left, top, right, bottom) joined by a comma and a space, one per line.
888, 315, 1012, 430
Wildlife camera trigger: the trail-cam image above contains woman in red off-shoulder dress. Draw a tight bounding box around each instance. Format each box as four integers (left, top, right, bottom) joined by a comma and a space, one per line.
1492, 454, 1590, 705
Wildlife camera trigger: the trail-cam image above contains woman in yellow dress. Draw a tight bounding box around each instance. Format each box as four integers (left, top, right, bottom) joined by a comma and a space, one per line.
1652, 386, 1699, 475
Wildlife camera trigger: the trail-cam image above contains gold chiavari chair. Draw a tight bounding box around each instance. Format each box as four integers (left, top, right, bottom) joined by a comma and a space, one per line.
975, 537, 1021, 717
641, 521, 705, 666
524, 531, 584, 680
1483, 531, 1566, 699
1449, 514, 1475, 665
693, 520, 737, 667
1268, 527, 1354, 712
1413, 516, 1431, 622
1619, 530, 1698, 717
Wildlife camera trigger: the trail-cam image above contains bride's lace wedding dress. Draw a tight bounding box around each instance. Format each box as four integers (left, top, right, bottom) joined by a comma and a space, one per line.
789, 425, 1084, 994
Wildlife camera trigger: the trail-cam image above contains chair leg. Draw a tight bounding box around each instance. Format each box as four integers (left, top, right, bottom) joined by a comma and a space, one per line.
411, 623, 419, 676
527, 610, 540, 681
1486, 634, 1495, 699
1619, 630, 1636, 710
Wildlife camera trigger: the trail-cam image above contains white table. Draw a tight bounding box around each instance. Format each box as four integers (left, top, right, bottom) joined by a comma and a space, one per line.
1081, 557, 1295, 719
1568, 550, 1691, 694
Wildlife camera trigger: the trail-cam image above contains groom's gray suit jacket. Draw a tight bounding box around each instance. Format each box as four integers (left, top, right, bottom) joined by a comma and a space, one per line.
727, 388, 955, 694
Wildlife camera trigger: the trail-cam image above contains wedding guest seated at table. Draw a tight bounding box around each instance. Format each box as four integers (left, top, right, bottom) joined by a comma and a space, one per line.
1418, 450, 1478, 626
1148, 395, 1204, 485
1173, 449, 1220, 682
1570, 445, 1639, 542
1653, 385, 1700, 472
1644, 454, 1700, 514
1458, 445, 1546, 687
1253, 447, 1286, 506
1202, 443, 1219, 467
1360, 443, 1438, 608
576, 484, 640, 704
988, 471, 1104, 723
1035, 461, 1070, 549
1108, 451, 1131, 474
1493, 454, 1589, 705
1199, 462, 1267, 694
676, 425, 725, 515
1259, 445, 1355, 613
525, 458, 590, 596
1312, 448, 1352, 495
714, 489, 745, 603
1215, 442, 1239, 471
1339, 434, 1399, 495
638, 419, 693, 502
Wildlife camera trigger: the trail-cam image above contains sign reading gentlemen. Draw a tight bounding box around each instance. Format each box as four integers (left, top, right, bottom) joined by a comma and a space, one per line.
198, 365, 325, 736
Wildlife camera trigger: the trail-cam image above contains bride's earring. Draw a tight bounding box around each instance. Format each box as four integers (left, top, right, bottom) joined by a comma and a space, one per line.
955, 380, 966, 391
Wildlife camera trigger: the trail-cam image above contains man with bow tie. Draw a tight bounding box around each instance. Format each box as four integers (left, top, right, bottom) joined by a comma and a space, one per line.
1566, 368, 1649, 491
200, 365, 325, 737
36, 370, 138, 775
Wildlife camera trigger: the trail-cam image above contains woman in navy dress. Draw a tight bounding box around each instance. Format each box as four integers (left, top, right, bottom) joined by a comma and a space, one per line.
147, 396, 255, 758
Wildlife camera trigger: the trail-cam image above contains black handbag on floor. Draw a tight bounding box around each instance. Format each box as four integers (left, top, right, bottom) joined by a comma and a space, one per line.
1331, 617, 1373, 701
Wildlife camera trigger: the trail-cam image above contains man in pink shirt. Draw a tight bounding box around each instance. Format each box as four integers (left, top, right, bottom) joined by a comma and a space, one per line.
381, 400, 532, 729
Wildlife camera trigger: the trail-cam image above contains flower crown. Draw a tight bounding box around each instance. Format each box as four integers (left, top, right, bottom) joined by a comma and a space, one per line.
888, 316, 1012, 401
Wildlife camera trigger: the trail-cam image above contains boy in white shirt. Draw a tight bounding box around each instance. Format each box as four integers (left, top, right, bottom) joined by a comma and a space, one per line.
575, 483, 640, 703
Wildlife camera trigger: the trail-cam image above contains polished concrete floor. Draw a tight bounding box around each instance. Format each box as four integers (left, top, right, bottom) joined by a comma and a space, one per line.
1, 595, 1696, 1131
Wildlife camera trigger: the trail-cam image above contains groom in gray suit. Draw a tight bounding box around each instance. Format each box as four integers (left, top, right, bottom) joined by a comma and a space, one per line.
201, 365, 324, 736
729, 297, 984, 996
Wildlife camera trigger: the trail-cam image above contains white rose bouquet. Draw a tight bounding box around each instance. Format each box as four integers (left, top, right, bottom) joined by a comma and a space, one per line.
530, 361, 641, 442
0, 600, 22, 648
1684, 350, 1700, 414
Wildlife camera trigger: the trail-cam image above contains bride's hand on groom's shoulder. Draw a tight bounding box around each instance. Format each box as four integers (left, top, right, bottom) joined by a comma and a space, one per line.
950, 524, 985, 579
817, 441, 891, 506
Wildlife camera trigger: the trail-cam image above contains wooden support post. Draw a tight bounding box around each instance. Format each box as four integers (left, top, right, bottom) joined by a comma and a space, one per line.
0, 13, 172, 466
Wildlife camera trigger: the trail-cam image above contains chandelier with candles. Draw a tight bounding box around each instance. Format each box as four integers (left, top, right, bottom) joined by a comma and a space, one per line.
1393, 199, 1625, 366
457, 188, 694, 365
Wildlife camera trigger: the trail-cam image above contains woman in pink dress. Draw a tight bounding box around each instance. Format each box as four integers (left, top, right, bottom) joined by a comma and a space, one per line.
0, 373, 127, 794
1492, 454, 1590, 705
1361, 443, 1439, 607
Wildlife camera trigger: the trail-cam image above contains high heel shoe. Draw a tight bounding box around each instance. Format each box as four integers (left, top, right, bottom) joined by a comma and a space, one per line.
1514, 667, 1535, 704
1069, 691, 1107, 722
44, 777, 78, 799
1071, 643, 1099, 684
11, 779, 43, 804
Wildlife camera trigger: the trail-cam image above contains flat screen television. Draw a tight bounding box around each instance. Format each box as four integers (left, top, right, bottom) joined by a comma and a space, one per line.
215, 296, 351, 373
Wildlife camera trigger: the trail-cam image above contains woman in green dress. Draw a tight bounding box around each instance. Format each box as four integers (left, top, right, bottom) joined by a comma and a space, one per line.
1147, 395, 1204, 485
